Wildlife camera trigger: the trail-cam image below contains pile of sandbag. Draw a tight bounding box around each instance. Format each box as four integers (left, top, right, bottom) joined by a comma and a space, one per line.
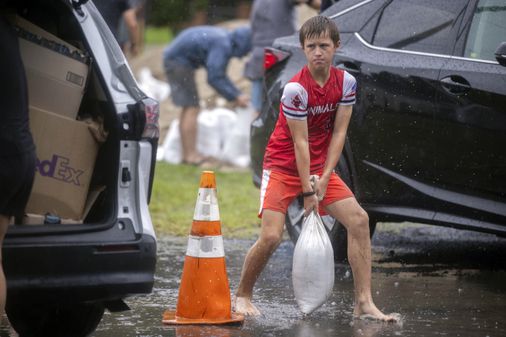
157, 105, 255, 168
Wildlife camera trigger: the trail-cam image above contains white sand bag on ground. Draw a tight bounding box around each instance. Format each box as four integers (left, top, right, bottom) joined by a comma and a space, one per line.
137, 67, 170, 102
214, 107, 238, 149
221, 105, 255, 167
292, 211, 335, 314
157, 107, 238, 164
196, 109, 222, 158
157, 119, 181, 163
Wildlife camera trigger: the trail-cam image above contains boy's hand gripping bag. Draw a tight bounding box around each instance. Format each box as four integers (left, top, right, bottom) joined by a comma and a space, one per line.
292, 211, 335, 314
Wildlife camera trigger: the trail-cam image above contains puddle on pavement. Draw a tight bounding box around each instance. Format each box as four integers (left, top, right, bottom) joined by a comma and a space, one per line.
2, 224, 506, 336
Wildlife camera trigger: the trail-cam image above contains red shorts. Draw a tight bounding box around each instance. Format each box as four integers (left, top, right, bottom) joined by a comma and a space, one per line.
258, 169, 354, 217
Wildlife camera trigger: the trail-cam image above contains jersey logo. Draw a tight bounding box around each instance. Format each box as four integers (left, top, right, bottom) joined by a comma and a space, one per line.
308, 103, 337, 115
291, 94, 302, 108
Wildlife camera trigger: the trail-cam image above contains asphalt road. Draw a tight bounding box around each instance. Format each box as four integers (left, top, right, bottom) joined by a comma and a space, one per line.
93, 222, 506, 337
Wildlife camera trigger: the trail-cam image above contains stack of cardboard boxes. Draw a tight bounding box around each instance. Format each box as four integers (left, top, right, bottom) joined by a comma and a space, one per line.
12, 16, 101, 224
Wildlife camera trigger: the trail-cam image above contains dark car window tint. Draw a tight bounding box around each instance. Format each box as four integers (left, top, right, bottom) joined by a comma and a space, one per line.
327, 0, 387, 33
464, 0, 506, 61
369, 0, 468, 54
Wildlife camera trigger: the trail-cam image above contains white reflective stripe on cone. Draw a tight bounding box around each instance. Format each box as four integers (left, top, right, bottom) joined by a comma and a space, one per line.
193, 188, 220, 221
186, 235, 225, 258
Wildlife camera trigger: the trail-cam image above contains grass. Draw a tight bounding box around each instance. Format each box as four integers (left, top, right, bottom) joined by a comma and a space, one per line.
144, 26, 173, 45
149, 162, 261, 238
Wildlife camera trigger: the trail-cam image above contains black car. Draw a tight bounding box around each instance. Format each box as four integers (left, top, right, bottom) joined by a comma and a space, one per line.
250, 0, 506, 261
2, 1, 158, 336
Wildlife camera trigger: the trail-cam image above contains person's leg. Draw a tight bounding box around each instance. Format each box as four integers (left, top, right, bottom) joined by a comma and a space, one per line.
0, 215, 10, 314
234, 209, 285, 315
165, 61, 205, 165
179, 105, 205, 164
325, 198, 398, 321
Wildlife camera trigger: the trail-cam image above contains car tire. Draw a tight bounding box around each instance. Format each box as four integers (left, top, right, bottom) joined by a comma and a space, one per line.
6, 300, 104, 337
285, 154, 376, 263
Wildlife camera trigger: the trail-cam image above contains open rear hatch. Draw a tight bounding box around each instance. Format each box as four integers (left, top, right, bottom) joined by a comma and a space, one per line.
5, 0, 118, 233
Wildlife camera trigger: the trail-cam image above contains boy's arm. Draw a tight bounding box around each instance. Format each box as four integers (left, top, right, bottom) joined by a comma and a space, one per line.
318, 70, 356, 198
287, 118, 318, 214
317, 104, 353, 198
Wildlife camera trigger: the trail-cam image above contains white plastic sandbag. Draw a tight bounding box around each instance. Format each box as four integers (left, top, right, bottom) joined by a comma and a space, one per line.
137, 67, 171, 102
221, 105, 255, 167
292, 211, 335, 314
156, 108, 237, 164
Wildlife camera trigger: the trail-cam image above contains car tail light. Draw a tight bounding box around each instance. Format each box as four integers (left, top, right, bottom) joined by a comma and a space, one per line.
264, 47, 291, 71
140, 97, 160, 139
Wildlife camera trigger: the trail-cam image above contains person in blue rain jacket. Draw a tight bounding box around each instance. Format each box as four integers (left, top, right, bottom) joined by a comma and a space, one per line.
163, 25, 252, 166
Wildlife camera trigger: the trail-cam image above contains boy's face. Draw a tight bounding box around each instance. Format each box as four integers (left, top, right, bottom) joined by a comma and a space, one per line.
302, 32, 339, 72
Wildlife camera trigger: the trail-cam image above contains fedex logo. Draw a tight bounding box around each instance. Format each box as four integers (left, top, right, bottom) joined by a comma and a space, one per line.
35, 155, 84, 186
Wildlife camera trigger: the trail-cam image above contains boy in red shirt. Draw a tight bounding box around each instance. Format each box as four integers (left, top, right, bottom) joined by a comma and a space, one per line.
234, 15, 398, 322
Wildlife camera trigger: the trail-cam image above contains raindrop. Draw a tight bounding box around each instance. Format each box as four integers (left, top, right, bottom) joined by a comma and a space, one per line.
394, 282, 399, 287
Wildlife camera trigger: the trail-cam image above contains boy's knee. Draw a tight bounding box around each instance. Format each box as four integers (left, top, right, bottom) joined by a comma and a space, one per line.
261, 231, 283, 249
348, 210, 370, 236
358, 210, 369, 226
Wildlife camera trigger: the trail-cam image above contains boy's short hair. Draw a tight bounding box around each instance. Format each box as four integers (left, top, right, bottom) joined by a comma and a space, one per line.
299, 16, 340, 47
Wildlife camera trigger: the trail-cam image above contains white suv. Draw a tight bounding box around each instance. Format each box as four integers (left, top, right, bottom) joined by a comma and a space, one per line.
3, 1, 158, 336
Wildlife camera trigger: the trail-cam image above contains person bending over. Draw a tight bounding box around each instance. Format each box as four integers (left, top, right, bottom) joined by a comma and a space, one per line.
163, 26, 252, 166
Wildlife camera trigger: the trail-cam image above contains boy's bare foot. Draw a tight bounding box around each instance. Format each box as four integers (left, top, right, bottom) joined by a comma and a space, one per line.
233, 296, 261, 316
354, 301, 400, 322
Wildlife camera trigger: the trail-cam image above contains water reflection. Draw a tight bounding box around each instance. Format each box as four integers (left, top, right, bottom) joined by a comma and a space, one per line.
294, 319, 398, 337
350, 319, 404, 337
174, 325, 247, 337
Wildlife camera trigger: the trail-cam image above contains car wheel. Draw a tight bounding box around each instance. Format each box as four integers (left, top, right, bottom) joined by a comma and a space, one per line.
6, 300, 104, 337
285, 155, 376, 263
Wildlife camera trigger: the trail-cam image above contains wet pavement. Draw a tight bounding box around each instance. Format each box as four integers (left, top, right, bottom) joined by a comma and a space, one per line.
1, 223, 505, 336
90, 223, 506, 337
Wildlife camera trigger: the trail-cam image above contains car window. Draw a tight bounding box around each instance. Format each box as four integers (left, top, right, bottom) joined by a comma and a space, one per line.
363, 0, 469, 55
464, 0, 506, 61
327, 0, 387, 33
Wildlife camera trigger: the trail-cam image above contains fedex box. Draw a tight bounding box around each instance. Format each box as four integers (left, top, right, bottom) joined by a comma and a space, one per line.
26, 106, 99, 220
13, 15, 89, 119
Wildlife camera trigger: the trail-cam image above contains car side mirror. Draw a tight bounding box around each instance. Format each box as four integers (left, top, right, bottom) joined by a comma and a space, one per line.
495, 42, 506, 67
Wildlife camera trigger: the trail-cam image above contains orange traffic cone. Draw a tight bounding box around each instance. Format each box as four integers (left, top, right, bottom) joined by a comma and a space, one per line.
162, 171, 244, 325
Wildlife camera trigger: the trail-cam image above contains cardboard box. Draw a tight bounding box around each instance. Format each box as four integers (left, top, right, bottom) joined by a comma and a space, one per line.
26, 106, 99, 220
13, 16, 89, 119
23, 186, 105, 225
22, 213, 80, 225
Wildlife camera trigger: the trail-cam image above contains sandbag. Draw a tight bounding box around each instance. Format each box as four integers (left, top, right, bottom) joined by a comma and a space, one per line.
156, 108, 237, 163
157, 119, 181, 163
292, 211, 335, 314
221, 105, 255, 167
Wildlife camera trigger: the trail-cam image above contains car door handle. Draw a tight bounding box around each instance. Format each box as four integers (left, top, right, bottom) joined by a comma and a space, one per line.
440, 75, 471, 95
336, 61, 359, 73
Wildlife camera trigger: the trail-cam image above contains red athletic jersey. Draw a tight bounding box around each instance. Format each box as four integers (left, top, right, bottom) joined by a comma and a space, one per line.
263, 65, 356, 176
